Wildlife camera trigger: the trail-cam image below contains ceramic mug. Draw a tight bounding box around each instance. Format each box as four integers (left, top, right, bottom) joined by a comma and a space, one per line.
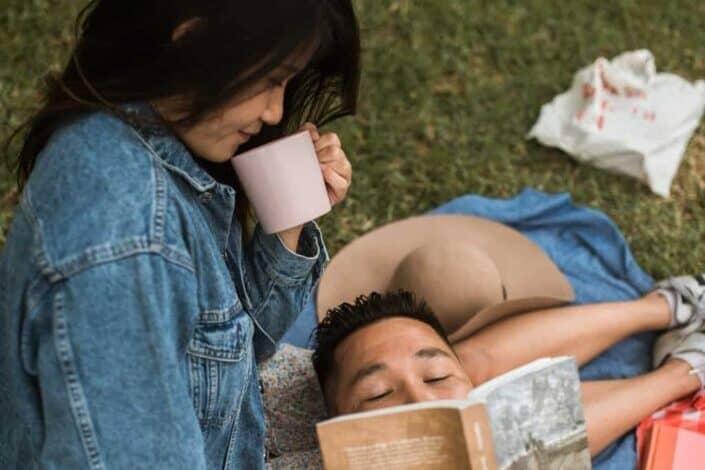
231, 130, 331, 234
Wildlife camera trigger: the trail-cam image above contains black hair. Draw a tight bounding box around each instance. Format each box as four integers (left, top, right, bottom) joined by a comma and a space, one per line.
312, 290, 451, 392
6, 0, 360, 230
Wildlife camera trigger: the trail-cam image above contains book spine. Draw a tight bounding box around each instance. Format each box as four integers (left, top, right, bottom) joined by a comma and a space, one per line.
460, 405, 498, 470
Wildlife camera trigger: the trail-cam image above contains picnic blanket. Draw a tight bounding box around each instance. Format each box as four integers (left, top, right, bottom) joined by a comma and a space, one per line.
282, 188, 655, 469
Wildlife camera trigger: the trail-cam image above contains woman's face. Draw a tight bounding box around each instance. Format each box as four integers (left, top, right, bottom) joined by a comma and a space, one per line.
156, 60, 303, 163
153, 18, 319, 162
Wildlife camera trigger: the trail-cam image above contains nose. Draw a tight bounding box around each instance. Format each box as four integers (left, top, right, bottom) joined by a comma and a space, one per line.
404, 383, 437, 404
260, 86, 285, 126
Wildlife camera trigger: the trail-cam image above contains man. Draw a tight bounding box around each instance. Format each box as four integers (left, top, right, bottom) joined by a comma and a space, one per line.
312, 280, 705, 457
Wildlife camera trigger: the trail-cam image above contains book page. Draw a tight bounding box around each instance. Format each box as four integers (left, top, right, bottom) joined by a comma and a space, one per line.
471, 357, 590, 470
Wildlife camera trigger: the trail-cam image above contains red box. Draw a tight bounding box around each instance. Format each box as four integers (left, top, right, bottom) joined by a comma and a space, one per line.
641, 423, 705, 470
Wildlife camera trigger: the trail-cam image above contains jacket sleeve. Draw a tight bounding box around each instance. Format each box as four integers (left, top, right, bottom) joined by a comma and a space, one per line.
32, 254, 207, 469
241, 221, 328, 362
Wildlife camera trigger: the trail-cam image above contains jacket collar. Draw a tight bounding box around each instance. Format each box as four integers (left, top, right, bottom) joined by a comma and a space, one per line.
122, 102, 218, 193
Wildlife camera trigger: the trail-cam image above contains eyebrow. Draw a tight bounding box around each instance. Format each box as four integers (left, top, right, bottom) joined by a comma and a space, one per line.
415, 347, 454, 360
349, 363, 387, 388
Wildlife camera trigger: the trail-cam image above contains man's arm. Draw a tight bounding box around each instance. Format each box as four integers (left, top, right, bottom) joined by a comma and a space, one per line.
453, 295, 669, 384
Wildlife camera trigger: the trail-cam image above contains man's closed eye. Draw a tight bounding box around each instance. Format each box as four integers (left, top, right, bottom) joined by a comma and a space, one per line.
366, 390, 392, 402
424, 375, 450, 384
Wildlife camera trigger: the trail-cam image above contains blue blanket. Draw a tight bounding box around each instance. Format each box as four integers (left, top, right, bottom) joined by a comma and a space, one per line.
283, 188, 655, 469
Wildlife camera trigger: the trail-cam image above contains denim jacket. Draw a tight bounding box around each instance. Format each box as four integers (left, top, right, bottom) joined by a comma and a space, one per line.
0, 105, 328, 469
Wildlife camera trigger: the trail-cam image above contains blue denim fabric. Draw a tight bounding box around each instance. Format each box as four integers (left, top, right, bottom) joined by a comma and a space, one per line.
0, 105, 328, 469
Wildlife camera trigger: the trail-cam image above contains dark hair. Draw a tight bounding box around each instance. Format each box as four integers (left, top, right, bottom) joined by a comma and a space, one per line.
312, 290, 451, 392
6, 0, 360, 229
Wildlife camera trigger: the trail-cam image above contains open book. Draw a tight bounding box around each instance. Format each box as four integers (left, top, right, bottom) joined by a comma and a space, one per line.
316, 356, 590, 470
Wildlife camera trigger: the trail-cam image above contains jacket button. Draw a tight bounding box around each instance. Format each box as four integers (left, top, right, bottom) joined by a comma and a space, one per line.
199, 191, 213, 202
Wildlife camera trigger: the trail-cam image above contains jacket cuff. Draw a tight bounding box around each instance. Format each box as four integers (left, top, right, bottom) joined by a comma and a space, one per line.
253, 221, 329, 285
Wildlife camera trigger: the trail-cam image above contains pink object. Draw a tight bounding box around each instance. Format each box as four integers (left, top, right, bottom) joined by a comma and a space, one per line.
231, 130, 331, 234
640, 423, 705, 470
637, 392, 705, 469
672, 426, 705, 469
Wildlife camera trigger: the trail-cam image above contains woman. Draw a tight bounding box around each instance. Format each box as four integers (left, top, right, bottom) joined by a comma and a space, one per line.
0, 1, 360, 468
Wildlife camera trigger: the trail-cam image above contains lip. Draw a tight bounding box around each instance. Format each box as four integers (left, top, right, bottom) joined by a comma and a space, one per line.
238, 130, 252, 140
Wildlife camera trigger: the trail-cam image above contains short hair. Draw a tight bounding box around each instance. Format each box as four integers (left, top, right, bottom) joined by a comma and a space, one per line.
311, 290, 451, 392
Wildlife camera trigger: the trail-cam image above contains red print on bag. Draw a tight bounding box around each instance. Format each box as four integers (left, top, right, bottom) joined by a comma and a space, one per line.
576, 64, 656, 130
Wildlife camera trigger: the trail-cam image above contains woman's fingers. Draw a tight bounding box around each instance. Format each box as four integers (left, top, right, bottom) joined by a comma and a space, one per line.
299, 122, 320, 142
314, 132, 341, 153
323, 158, 351, 181
302, 128, 351, 206
316, 144, 348, 165
322, 166, 350, 205
318, 147, 351, 182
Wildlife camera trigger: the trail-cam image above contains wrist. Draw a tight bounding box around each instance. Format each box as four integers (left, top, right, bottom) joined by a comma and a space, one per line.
277, 225, 304, 252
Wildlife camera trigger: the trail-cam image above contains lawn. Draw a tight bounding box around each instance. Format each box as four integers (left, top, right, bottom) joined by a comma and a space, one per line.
2, 0, 704, 277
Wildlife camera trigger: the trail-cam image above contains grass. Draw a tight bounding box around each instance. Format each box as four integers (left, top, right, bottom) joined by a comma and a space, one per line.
1, 0, 704, 278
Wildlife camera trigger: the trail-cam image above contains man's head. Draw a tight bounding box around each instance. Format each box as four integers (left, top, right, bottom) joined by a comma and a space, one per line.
312, 291, 473, 416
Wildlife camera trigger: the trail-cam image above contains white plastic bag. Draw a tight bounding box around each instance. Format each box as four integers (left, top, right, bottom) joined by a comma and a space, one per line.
528, 49, 705, 197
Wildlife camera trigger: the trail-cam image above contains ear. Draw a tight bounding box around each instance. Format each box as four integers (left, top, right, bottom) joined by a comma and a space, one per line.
171, 17, 204, 42
323, 370, 340, 417
324, 388, 338, 418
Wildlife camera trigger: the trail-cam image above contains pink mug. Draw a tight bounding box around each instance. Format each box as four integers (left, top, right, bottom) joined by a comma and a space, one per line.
231, 130, 331, 234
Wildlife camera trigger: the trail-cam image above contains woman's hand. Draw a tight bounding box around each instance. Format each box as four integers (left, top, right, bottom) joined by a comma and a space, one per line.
300, 122, 352, 207
277, 123, 351, 252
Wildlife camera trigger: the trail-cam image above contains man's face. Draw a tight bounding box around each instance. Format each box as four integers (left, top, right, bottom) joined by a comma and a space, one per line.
327, 317, 473, 415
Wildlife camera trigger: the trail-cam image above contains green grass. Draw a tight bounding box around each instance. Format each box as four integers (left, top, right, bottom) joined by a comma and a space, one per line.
2, 0, 704, 277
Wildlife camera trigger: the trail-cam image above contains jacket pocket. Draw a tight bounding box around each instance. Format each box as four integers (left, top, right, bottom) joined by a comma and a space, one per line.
187, 306, 252, 429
